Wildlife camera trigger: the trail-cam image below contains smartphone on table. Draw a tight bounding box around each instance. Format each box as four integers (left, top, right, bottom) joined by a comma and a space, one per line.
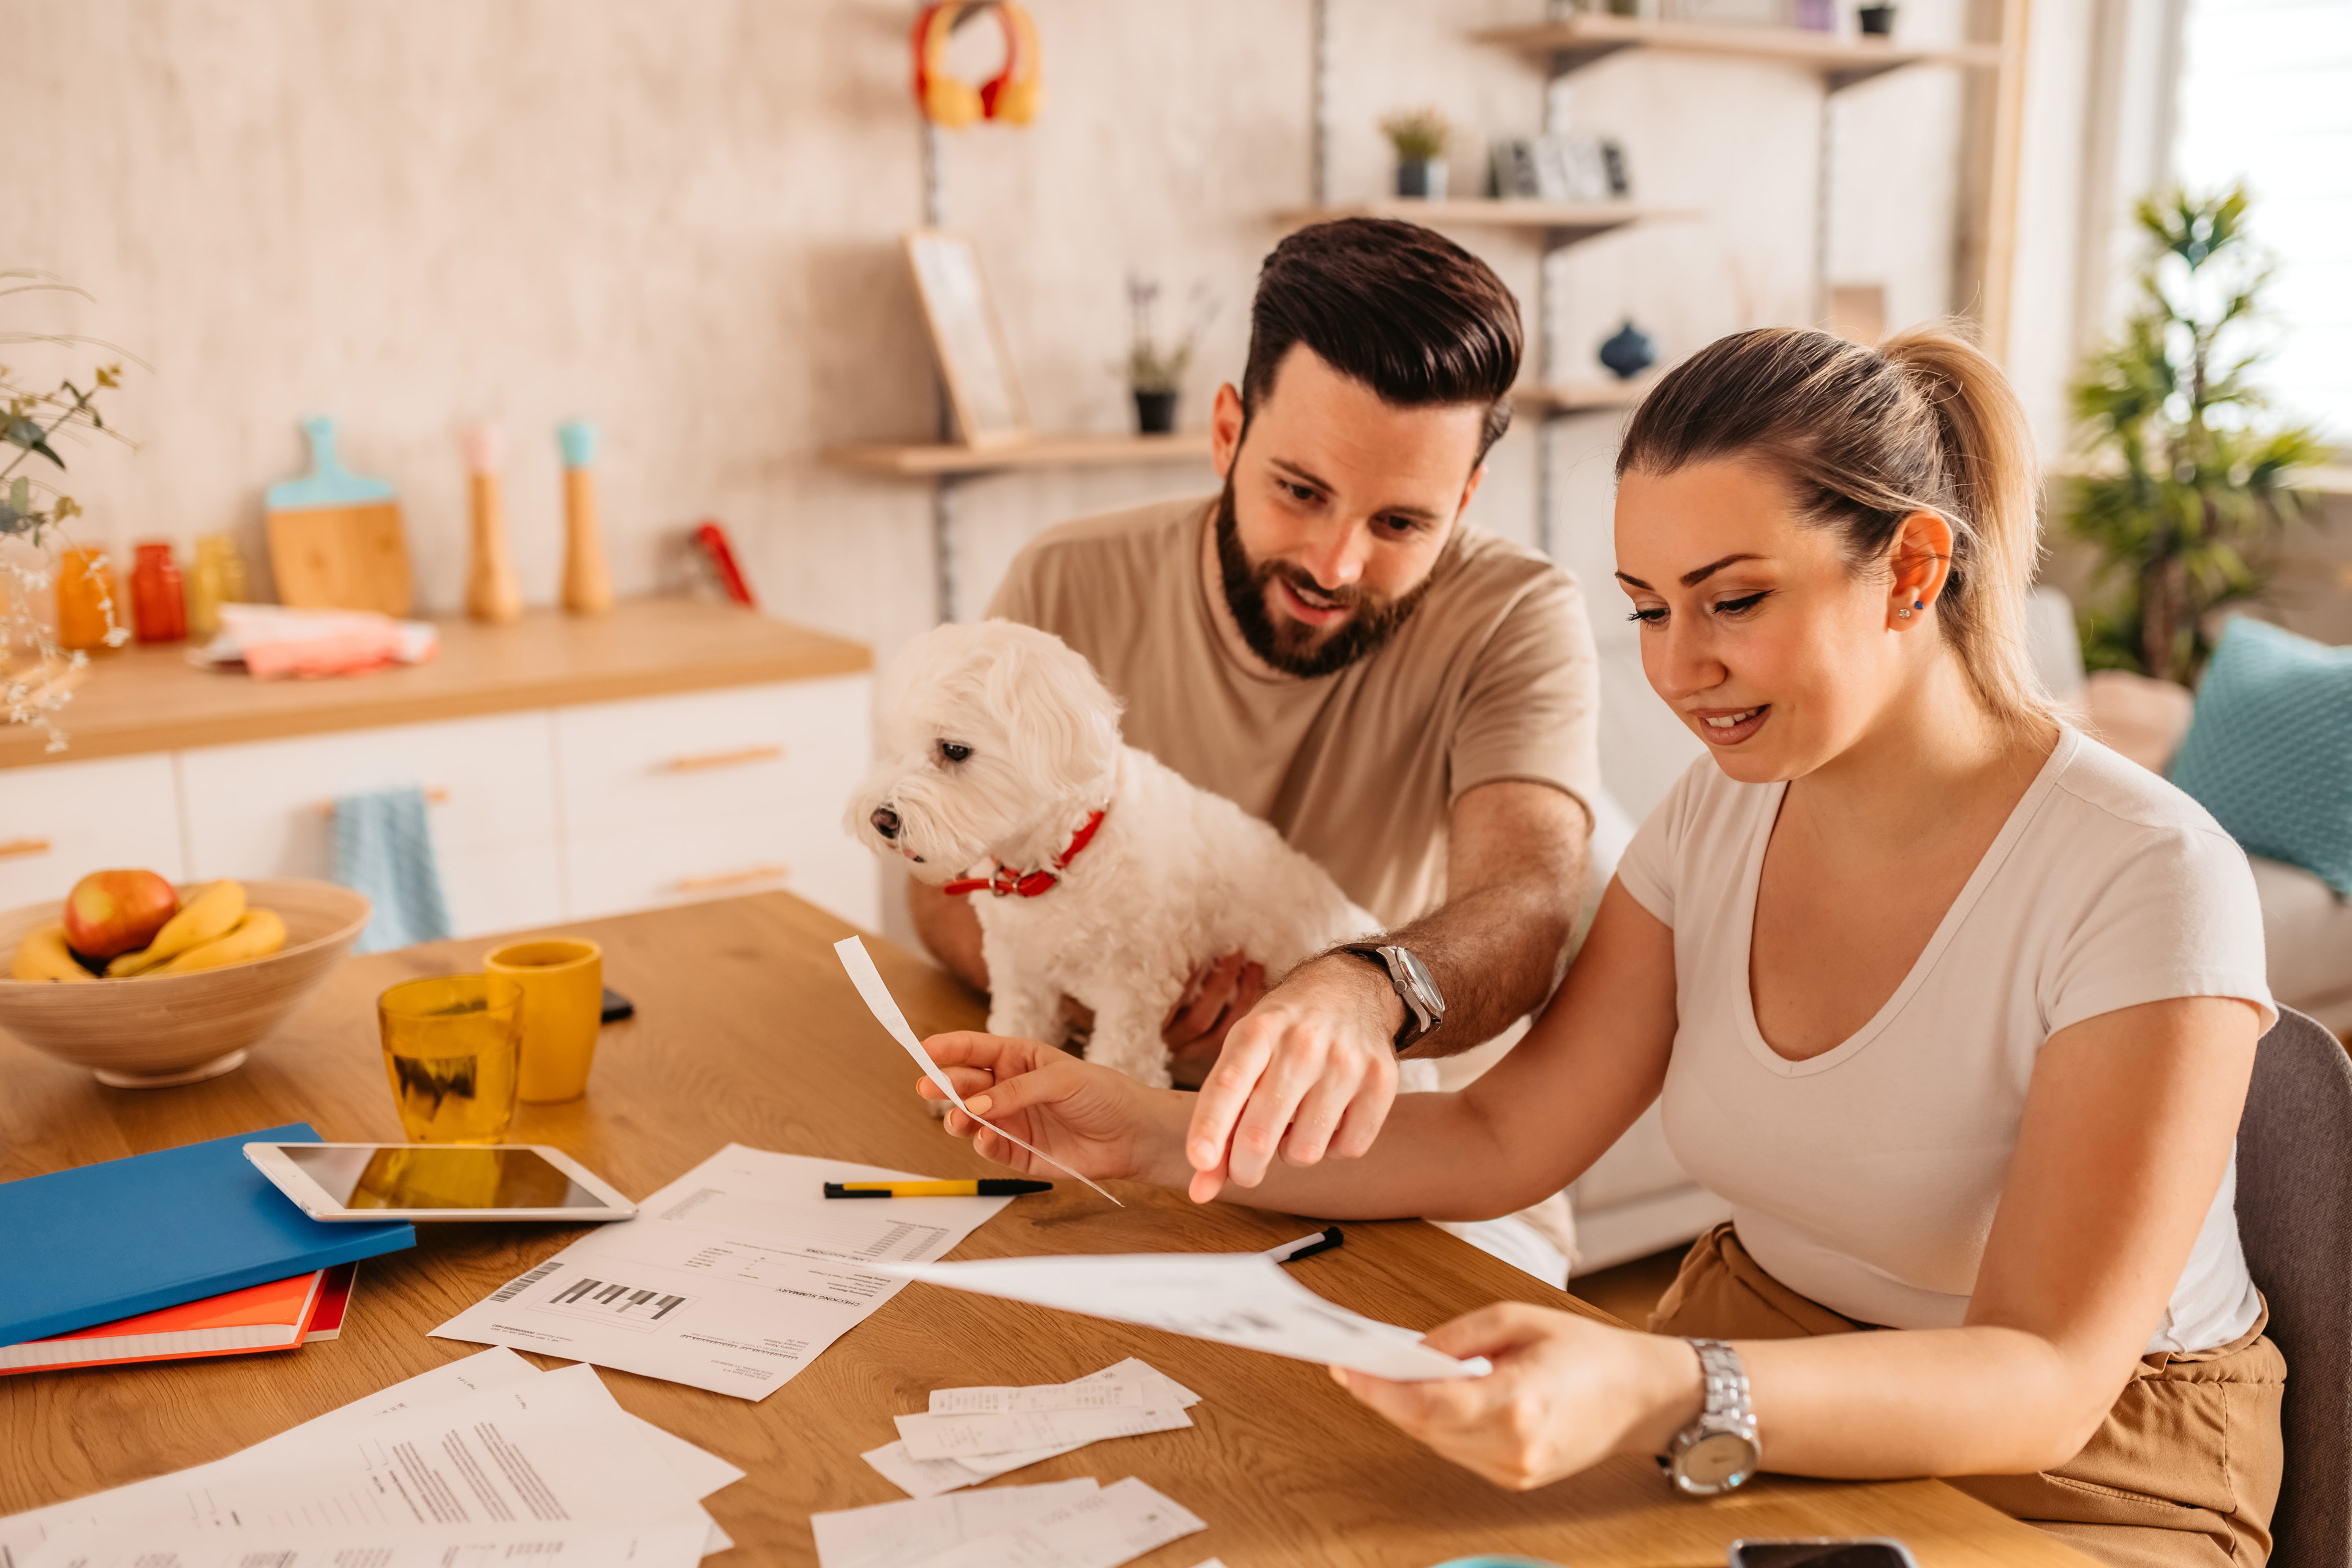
1729, 1542, 1921, 1568
244, 1142, 636, 1223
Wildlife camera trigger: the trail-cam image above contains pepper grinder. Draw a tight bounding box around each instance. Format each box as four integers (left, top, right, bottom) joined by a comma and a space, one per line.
462, 424, 522, 624
557, 420, 613, 616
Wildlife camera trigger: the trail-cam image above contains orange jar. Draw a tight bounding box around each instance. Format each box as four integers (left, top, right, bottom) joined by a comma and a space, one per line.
55, 547, 119, 652
130, 541, 186, 643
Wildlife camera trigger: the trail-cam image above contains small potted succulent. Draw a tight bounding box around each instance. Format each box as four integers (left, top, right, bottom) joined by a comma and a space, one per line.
1118, 274, 1214, 435
1380, 108, 1454, 200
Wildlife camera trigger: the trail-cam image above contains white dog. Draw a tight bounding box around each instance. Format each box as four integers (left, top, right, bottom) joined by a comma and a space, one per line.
847, 619, 1419, 1089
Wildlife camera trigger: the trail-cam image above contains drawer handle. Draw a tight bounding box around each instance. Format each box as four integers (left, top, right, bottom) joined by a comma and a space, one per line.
663, 745, 783, 774
0, 836, 53, 860
316, 786, 451, 820
674, 864, 790, 892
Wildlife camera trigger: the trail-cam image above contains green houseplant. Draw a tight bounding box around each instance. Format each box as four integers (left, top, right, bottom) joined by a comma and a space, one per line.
2065, 187, 2329, 685
0, 273, 131, 748
1380, 108, 1453, 201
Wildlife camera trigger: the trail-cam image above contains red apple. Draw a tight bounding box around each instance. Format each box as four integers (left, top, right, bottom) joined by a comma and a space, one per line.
62, 870, 180, 960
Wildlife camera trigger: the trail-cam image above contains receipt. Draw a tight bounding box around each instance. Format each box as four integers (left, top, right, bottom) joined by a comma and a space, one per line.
901, 1478, 1205, 1568
895, 1403, 1192, 1462
812, 1479, 1099, 1568
878, 1253, 1490, 1381
929, 1375, 1160, 1415
834, 937, 1121, 1205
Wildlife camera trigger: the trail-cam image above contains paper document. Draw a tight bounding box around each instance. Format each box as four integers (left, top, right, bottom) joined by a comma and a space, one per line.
834, 937, 1122, 1206
930, 1374, 1163, 1415
813, 1479, 1098, 1568
432, 1144, 1011, 1399
901, 1477, 1205, 1568
861, 1360, 1200, 1499
895, 1403, 1192, 1462
3, 1352, 739, 1568
28, 1521, 709, 1568
878, 1253, 1491, 1381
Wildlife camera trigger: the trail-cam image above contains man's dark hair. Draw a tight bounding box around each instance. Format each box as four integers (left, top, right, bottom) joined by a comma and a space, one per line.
1241, 217, 1522, 464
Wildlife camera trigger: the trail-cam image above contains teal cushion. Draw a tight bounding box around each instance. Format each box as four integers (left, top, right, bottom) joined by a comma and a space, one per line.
2170, 618, 2352, 897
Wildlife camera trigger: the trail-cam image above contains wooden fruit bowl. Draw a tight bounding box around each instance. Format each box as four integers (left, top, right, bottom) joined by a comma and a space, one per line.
0, 880, 371, 1088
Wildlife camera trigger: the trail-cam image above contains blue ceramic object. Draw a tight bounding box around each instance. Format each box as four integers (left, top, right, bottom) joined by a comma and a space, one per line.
1599, 319, 1659, 380
1426, 1558, 1567, 1568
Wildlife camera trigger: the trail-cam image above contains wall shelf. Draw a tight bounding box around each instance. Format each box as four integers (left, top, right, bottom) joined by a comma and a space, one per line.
1471, 17, 2000, 91
823, 430, 1213, 480
1275, 198, 1695, 247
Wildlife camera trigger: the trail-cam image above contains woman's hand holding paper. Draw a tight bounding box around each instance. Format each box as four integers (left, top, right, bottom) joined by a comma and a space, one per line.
918, 1032, 1186, 1187
1328, 1303, 1704, 1492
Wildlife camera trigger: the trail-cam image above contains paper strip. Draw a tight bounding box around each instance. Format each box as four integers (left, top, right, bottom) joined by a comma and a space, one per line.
929, 1376, 1157, 1416
895, 1403, 1191, 1463
835, 936, 1123, 1206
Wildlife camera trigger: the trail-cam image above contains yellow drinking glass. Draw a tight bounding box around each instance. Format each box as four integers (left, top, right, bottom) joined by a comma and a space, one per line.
377, 973, 523, 1144
484, 938, 604, 1102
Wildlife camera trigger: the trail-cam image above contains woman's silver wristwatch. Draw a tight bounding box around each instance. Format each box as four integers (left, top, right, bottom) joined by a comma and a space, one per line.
1662, 1338, 1761, 1497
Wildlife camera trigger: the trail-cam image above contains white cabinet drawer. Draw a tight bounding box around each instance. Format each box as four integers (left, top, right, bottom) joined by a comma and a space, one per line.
564, 808, 880, 929
176, 712, 563, 939
552, 677, 872, 835
0, 753, 186, 910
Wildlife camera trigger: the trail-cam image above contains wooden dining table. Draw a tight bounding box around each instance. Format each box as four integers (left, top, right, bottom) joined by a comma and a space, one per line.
0, 891, 2096, 1567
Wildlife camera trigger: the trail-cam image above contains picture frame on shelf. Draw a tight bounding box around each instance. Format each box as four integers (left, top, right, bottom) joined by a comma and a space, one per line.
902, 228, 1030, 449
1489, 134, 1631, 202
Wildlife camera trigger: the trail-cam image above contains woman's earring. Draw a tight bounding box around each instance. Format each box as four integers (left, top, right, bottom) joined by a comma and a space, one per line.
1897, 605, 1913, 619
1897, 597, 1923, 619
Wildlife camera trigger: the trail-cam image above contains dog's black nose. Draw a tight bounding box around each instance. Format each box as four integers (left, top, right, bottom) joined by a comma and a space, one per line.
869, 806, 900, 840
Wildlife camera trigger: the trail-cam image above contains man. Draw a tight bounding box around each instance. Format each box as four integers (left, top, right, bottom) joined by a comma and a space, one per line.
912, 218, 1599, 1203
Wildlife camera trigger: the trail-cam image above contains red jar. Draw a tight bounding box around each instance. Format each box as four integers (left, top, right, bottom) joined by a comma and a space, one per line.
130, 541, 187, 644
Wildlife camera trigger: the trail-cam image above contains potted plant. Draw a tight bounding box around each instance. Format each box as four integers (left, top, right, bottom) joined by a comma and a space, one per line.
2064, 186, 2328, 685
1380, 108, 1453, 201
1119, 274, 1213, 435
1, 275, 130, 748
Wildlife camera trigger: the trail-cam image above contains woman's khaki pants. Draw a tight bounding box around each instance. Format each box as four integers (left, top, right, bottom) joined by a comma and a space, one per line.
1648, 1223, 2287, 1568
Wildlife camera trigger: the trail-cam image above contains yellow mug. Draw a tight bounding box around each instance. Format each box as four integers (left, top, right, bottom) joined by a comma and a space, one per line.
485, 937, 605, 1102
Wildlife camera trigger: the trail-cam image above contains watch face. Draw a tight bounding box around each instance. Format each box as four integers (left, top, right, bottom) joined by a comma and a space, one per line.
1679, 1430, 1758, 1493
1392, 947, 1443, 1014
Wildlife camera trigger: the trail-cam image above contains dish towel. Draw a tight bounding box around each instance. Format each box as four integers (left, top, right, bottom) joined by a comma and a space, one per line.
333, 786, 454, 954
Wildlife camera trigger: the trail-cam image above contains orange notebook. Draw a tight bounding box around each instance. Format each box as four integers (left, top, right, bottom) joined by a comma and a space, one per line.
0, 1266, 340, 1375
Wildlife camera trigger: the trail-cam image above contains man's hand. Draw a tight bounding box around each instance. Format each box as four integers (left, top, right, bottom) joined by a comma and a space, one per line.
1163, 951, 1267, 1088
1182, 952, 1403, 1202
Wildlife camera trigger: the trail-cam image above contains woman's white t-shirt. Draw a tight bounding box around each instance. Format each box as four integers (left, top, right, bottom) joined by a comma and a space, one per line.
1616, 727, 2275, 1354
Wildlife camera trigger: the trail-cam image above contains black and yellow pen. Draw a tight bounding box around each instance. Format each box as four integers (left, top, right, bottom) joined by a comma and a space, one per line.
823, 1179, 1055, 1199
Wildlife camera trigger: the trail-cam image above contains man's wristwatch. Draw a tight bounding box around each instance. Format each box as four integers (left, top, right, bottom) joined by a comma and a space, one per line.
1660, 1339, 1760, 1497
1336, 942, 1446, 1052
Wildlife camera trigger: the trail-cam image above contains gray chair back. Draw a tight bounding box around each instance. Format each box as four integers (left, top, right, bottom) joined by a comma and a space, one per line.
2237, 1006, 2352, 1568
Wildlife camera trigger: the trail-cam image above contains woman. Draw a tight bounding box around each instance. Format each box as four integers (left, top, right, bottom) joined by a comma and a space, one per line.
916, 325, 2285, 1568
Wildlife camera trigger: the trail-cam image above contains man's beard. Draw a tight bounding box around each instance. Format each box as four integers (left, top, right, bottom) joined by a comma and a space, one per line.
1214, 480, 1434, 679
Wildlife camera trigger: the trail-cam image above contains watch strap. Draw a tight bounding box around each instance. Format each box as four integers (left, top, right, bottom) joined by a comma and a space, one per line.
1664, 1338, 1759, 1498
1336, 943, 1438, 1052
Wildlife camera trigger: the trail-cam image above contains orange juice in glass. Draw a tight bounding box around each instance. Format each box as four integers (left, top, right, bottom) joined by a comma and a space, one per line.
377, 974, 522, 1144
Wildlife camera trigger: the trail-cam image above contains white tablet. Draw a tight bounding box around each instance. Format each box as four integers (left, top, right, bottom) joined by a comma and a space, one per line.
244, 1142, 638, 1223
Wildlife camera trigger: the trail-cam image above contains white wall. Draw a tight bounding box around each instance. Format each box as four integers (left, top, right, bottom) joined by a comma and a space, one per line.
14, 0, 1983, 785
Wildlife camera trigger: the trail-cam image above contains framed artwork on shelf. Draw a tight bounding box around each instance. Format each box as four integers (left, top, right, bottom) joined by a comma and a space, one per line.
902, 228, 1030, 449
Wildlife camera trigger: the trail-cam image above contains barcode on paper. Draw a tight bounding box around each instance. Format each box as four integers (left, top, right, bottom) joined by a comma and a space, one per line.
490, 1260, 565, 1302
539, 1276, 690, 1330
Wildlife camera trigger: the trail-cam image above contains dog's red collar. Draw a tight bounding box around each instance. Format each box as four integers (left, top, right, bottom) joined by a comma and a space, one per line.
943, 809, 1107, 899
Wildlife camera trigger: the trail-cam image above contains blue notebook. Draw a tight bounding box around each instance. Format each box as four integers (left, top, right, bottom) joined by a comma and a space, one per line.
0, 1122, 415, 1347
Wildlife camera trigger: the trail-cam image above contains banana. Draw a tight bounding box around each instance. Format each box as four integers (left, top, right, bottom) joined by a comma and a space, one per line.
110, 880, 246, 977
155, 907, 287, 974
10, 922, 94, 983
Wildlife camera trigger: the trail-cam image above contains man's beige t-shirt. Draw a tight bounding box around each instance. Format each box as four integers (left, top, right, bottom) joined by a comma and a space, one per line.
986, 494, 1600, 928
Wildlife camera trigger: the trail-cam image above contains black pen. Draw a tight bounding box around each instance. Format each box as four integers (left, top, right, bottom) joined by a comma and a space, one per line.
823, 1179, 1055, 1199
1264, 1226, 1344, 1262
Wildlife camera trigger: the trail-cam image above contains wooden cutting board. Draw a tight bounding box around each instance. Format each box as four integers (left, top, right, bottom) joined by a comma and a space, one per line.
265, 418, 413, 617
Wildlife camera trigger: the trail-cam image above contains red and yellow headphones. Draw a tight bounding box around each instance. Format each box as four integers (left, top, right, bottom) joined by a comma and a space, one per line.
911, 1, 1041, 130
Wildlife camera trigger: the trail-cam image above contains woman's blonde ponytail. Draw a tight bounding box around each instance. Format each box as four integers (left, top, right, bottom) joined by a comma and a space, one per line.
1618, 321, 2057, 732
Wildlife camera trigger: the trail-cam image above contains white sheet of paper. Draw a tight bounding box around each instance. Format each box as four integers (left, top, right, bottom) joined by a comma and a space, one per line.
902, 1477, 1206, 1568
833, 936, 1123, 1206
812, 1479, 1098, 1568
56, 1366, 712, 1544
862, 1441, 1023, 1501
930, 1376, 1159, 1415
861, 1360, 1203, 1499
26, 1521, 709, 1568
878, 1254, 1491, 1381
0, 1349, 547, 1568
895, 1403, 1192, 1463
431, 1144, 1011, 1400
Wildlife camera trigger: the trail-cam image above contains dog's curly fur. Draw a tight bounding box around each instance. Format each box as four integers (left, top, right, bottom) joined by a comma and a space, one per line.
847, 619, 1397, 1088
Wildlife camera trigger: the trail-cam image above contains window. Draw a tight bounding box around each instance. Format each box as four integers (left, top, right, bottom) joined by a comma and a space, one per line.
2174, 0, 2352, 439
